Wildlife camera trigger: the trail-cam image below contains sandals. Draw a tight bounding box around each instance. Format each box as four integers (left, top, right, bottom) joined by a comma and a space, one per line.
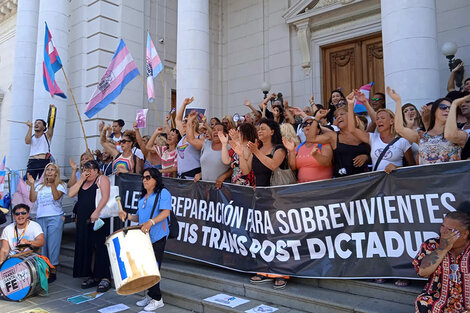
250, 274, 273, 284
81, 278, 99, 289
394, 279, 410, 287
97, 279, 111, 292
273, 277, 287, 289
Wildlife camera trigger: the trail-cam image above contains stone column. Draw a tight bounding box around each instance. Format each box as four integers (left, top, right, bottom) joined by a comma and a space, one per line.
7, 0, 39, 170
381, 0, 440, 109
32, 0, 69, 167
177, 0, 210, 113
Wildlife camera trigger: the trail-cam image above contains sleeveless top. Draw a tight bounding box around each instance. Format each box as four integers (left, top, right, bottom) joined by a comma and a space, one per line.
296, 143, 333, 182
419, 133, 461, 164
143, 159, 162, 170
76, 176, 99, 223
252, 145, 286, 187
176, 135, 201, 176
333, 132, 369, 177
29, 134, 50, 156
112, 153, 134, 173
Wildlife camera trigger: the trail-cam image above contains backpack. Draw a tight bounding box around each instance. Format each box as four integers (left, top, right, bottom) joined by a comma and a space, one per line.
167, 210, 179, 239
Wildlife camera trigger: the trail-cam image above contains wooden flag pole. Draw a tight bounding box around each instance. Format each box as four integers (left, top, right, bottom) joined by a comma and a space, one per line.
139, 74, 162, 125
61, 68, 89, 151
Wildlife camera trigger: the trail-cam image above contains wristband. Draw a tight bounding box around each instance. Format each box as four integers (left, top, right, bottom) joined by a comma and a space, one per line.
150, 219, 155, 225
125, 212, 129, 220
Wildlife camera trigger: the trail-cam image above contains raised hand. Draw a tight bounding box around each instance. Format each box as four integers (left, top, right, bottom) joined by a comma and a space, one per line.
165, 113, 171, 123
244, 100, 251, 107
229, 140, 243, 155
282, 137, 295, 152
355, 91, 368, 103
315, 109, 330, 120
453, 94, 470, 107
228, 129, 240, 142
346, 91, 355, 105
183, 97, 194, 107
26, 173, 35, 187
247, 140, 259, 153
310, 146, 320, 157
26, 121, 32, 127
69, 158, 78, 171
452, 62, 464, 73
98, 121, 104, 132
187, 111, 197, 122
386, 86, 401, 103
218, 132, 229, 144
289, 107, 304, 116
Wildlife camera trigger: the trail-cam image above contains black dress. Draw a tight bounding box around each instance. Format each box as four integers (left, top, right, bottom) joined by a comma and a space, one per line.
332, 132, 370, 177
252, 145, 286, 186
73, 176, 111, 280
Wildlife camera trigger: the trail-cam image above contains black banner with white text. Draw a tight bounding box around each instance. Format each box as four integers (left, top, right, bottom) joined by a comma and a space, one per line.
115, 161, 470, 279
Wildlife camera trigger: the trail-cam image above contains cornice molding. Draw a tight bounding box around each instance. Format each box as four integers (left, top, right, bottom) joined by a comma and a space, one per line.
0, 0, 17, 24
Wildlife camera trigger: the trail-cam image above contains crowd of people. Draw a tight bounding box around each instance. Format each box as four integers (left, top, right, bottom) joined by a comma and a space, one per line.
1, 77, 470, 312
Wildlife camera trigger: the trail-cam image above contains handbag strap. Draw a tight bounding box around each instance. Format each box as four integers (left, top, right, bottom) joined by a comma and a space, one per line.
373, 137, 401, 171
149, 189, 162, 220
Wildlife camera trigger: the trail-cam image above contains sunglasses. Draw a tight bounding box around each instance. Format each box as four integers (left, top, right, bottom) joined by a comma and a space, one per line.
439, 103, 451, 111
119, 139, 131, 144
141, 175, 152, 181
337, 102, 347, 108
450, 263, 459, 283
302, 121, 313, 128
403, 107, 415, 113
371, 98, 383, 102
14, 211, 28, 216
183, 120, 188, 124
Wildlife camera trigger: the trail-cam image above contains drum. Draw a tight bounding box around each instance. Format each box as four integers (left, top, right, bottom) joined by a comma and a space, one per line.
105, 225, 161, 295
0, 252, 42, 301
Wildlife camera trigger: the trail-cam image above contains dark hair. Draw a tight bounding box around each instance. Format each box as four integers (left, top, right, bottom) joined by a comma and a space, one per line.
258, 118, 282, 147
428, 97, 452, 131
465, 78, 470, 85
212, 122, 228, 134
374, 92, 386, 100
210, 117, 221, 124
35, 119, 47, 130
239, 123, 258, 143
170, 128, 182, 142
122, 130, 136, 143
113, 119, 125, 127
140, 168, 164, 198
83, 160, 100, 170
13, 203, 30, 214
328, 90, 345, 106
446, 201, 470, 231
402, 103, 425, 130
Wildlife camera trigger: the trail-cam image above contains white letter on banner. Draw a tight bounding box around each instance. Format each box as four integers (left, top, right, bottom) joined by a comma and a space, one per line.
441, 192, 456, 212
404, 231, 422, 258
264, 210, 274, 235
306, 238, 326, 259
384, 231, 404, 257
287, 240, 302, 260
260, 240, 276, 262
276, 211, 290, 234
201, 226, 211, 246
314, 206, 331, 231
384, 196, 399, 224
341, 201, 355, 226
276, 240, 289, 262
366, 232, 386, 258
249, 239, 261, 258
397, 195, 413, 223
410, 195, 425, 223
188, 224, 198, 244
287, 209, 302, 233
351, 232, 366, 258
334, 233, 351, 259
425, 194, 441, 223
300, 207, 316, 232
183, 198, 192, 217
176, 197, 184, 216
329, 203, 344, 228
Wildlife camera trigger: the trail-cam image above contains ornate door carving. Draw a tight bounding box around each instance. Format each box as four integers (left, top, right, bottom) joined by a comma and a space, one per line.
322, 34, 384, 105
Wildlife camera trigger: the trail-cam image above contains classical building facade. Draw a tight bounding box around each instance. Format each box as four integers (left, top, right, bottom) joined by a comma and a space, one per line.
0, 0, 468, 173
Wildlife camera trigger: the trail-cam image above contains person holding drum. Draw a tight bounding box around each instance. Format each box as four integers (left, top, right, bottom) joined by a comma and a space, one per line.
119, 168, 171, 311
68, 160, 112, 293
0, 204, 44, 264
27, 163, 66, 283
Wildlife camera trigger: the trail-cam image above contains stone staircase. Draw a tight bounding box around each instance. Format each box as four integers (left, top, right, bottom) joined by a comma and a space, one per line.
59, 226, 424, 313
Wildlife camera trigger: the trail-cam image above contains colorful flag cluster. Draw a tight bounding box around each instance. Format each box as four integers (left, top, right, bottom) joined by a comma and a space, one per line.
43, 22, 66, 99
84, 39, 140, 118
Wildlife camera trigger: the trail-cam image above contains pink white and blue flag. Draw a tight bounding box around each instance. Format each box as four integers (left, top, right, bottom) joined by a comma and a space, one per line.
0, 156, 6, 197
85, 39, 140, 118
146, 32, 163, 102
43, 22, 66, 99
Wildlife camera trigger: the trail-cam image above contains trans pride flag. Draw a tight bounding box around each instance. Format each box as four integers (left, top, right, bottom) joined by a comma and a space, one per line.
0, 156, 5, 197
85, 39, 139, 118
146, 32, 163, 102
43, 23, 66, 98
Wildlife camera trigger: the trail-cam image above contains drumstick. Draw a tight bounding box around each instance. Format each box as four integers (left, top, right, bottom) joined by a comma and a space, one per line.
115, 196, 125, 222
8, 120, 28, 125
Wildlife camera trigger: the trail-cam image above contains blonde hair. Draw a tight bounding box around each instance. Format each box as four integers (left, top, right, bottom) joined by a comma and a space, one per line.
280, 123, 300, 146
222, 115, 236, 130
376, 108, 396, 136
38, 163, 65, 191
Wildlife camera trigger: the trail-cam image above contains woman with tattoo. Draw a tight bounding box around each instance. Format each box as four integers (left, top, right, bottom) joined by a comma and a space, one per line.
413, 202, 470, 312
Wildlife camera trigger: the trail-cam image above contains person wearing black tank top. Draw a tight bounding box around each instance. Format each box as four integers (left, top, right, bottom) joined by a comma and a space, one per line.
309, 106, 370, 177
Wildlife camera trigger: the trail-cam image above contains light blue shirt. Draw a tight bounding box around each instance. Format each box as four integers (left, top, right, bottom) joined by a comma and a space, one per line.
137, 188, 171, 243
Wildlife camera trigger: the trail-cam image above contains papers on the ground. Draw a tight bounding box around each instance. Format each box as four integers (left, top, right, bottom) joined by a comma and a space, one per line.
204, 293, 250, 308
67, 291, 104, 304
19, 309, 49, 313
98, 304, 130, 313
245, 304, 279, 313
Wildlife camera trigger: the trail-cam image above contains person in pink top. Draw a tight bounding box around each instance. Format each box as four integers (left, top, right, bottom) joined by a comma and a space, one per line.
283, 116, 333, 183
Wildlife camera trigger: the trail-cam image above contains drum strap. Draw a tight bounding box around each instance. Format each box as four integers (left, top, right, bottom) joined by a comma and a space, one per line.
149, 190, 162, 221
15, 220, 29, 245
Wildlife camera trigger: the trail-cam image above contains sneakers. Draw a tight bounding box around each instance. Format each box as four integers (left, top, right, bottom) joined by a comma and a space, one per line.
144, 299, 164, 311
136, 295, 152, 307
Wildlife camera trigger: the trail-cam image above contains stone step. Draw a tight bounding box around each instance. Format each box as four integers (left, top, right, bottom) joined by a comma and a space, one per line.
60, 241, 75, 257
162, 254, 424, 305
160, 258, 415, 313
161, 277, 308, 313
58, 253, 74, 276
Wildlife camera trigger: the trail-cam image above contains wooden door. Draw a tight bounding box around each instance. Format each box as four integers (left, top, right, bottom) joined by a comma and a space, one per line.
322, 34, 384, 105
